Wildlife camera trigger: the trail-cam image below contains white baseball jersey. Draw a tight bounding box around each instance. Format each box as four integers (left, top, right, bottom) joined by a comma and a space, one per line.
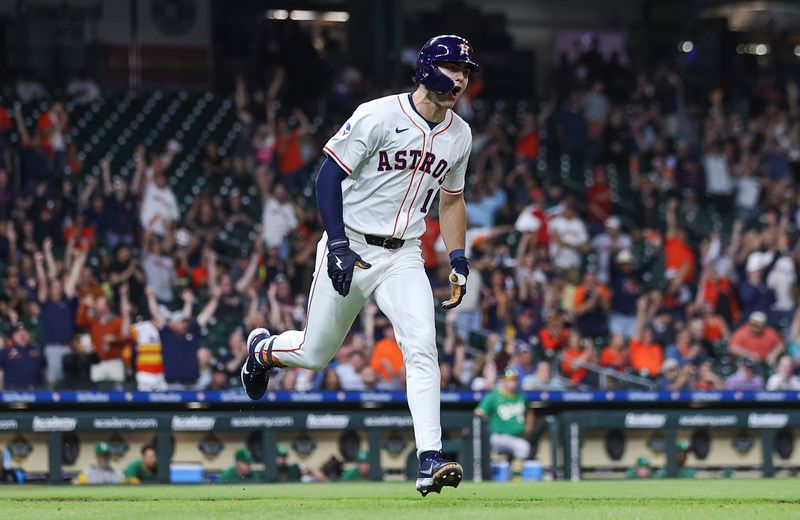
323, 94, 472, 240
256, 92, 473, 458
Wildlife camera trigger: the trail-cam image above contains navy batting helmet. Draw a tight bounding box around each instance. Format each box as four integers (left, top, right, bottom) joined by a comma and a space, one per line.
416, 35, 481, 94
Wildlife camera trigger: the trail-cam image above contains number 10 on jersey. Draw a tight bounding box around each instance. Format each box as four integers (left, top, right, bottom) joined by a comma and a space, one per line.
420, 188, 435, 213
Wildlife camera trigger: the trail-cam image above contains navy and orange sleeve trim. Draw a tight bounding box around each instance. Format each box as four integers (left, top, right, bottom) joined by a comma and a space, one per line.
323, 146, 353, 175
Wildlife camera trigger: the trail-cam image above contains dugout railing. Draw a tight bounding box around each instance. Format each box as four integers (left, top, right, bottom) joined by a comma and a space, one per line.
0, 410, 490, 485
560, 409, 800, 480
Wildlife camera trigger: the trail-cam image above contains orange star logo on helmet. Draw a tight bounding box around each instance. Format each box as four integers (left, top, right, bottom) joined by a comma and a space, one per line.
458, 43, 470, 56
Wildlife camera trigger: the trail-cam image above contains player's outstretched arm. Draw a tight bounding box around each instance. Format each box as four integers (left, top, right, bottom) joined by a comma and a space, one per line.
439, 192, 468, 309
316, 157, 370, 297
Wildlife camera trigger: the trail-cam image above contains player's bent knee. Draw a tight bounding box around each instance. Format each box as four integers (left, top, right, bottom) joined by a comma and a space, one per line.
305, 357, 329, 372
515, 439, 531, 460
295, 336, 341, 371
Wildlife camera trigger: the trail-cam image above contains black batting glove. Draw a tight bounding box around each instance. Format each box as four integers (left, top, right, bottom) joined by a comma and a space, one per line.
327, 237, 371, 297
442, 250, 469, 309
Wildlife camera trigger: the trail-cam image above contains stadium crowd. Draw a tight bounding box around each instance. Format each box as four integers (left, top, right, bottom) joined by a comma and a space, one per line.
1, 33, 800, 394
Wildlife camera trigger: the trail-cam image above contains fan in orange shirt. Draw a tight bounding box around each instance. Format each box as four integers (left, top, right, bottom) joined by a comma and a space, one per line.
728, 312, 784, 365
369, 325, 404, 383
515, 111, 540, 161
420, 215, 441, 270
700, 302, 730, 343
664, 199, 696, 283
560, 331, 595, 386
539, 310, 568, 352
628, 296, 664, 377
599, 332, 629, 371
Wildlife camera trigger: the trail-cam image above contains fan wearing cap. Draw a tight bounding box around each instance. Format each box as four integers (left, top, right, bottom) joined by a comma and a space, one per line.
739, 251, 778, 323
0, 322, 46, 390
657, 358, 692, 391
609, 247, 654, 339
475, 369, 534, 473
590, 216, 632, 285
74, 442, 123, 485
145, 286, 221, 389
728, 311, 784, 367
217, 448, 262, 483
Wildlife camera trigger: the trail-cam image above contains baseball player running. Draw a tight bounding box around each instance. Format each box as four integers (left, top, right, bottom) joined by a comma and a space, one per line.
242, 34, 479, 496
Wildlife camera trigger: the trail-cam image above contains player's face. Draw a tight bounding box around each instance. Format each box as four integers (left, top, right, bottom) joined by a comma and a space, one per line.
432, 62, 471, 108
142, 449, 157, 470
236, 460, 252, 476
502, 377, 519, 393
97, 454, 111, 469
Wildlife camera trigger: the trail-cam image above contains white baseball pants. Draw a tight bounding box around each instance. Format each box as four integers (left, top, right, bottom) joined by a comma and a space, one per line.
261, 231, 442, 455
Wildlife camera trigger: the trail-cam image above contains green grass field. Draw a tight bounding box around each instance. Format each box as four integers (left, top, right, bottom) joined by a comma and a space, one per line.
1, 480, 799, 519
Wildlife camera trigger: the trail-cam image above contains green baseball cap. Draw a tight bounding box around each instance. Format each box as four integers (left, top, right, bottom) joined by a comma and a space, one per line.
95, 442, 111, 456
235, 448, 255, 463
635, 456, 650, 467
276, 444, 289, 457
355, 449, 369, 462
676, 440, 690, 451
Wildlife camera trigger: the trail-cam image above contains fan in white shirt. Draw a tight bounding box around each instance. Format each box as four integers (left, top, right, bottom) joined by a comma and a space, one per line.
548, 202, 588, 270
590, 216, 632, 284
256, 170, 298, 249
135, 143, 180, 237
766, 355, 800, 390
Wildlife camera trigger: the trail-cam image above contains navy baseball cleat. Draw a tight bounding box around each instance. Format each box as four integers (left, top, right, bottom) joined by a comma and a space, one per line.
415, 453, 463, 497
240, 328, 271, 400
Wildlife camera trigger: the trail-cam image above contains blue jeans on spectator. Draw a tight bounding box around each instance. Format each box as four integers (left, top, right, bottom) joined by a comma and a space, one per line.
610, 312, 636, 338
44, 344, 72, 387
